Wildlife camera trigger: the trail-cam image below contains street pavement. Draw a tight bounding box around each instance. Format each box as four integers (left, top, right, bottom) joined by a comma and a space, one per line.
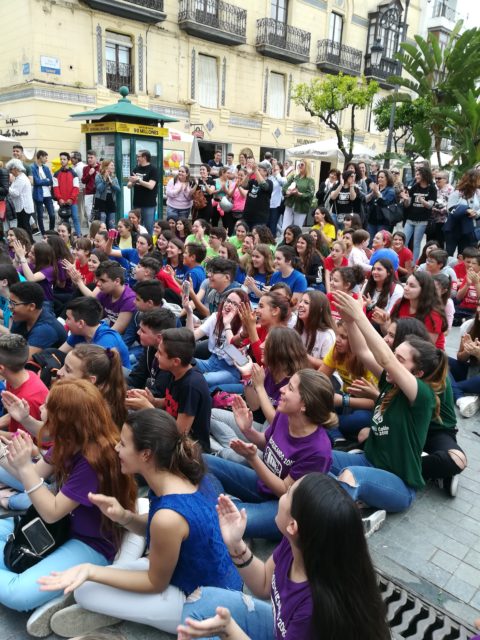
0, 326, 479, 639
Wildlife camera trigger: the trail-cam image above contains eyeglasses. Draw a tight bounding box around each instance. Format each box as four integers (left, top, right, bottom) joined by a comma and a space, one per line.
224, 298, 240, 308
435, 178, 444, 181
8, 300, 29, 309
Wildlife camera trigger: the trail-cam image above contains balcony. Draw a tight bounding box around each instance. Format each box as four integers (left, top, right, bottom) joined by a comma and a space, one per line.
316, 40, 363, 76
178, 0, 246, 46
81, 0, 166, 23
364, 55, 399, 90
106, 61, 134, 93
428, 0, 459, 33
256, 18, 311, 64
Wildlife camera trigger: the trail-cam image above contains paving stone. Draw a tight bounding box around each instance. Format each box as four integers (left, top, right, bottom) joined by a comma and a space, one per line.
454, 563, 480, 589
444, 575, 478, 603
431, 549, 462, 574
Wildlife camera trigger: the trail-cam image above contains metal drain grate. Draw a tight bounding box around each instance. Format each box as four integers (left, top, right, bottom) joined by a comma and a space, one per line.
376, 569, 477, 639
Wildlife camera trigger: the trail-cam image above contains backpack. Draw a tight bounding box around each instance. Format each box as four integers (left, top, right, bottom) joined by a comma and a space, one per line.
25, 348, 66, 388
192, 187, 207, 211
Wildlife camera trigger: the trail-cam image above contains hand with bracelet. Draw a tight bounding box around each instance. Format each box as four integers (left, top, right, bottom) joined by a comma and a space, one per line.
216, 494, 252, 567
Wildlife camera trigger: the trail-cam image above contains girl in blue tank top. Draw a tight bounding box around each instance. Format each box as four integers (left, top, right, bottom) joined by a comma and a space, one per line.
38, 408, 241, 636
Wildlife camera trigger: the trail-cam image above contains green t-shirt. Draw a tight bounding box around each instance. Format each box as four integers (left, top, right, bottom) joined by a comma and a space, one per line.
429, 376, 456, 432
364, 373, 436, 490
228, 236, 243, 251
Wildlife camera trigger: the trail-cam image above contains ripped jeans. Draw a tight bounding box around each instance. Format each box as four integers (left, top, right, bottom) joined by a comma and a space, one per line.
182, 586, 274, 640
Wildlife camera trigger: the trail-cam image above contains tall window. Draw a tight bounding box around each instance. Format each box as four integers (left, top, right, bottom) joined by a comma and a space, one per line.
268, 72, 285, 119
198, 54, 218, 108
329, 12, 343, 44
105, 31, 133, 92
271, 0, 288, 22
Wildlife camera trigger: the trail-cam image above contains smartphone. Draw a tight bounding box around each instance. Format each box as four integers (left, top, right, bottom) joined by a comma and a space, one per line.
182, 280, 190, 298
108, 229, 118, 240
223, 343, 249, 367
22, 518, 56, 556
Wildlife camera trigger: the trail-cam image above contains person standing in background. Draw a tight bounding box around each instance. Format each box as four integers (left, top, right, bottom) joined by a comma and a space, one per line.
82, 150, 100, 224
71, 151, 86, 225
31, 150, 55, 236
127, 150, 159, 234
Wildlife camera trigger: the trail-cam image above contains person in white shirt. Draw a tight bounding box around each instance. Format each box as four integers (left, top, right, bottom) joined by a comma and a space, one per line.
71, 151, 86, 224
6, 159, 34, 240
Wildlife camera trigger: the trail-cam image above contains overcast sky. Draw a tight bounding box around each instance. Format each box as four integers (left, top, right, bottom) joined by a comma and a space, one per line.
456, 0, 480, 26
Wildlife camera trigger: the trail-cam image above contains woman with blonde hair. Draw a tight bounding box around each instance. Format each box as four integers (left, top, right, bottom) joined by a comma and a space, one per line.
94, 160, 120, 230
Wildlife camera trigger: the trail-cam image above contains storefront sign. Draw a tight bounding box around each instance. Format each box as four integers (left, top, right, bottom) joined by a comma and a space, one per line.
81, 122, 168, 137
0, 128, 28, 137
40, 56, 61, 75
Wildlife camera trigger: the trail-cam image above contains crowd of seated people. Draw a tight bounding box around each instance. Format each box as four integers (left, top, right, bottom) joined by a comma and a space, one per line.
0, 150, 477, 639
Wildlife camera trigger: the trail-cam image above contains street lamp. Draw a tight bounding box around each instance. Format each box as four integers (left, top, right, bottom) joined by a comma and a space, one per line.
370, 38, 384, 68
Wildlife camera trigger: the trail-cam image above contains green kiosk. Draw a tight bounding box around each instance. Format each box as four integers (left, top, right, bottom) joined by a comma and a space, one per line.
70, 87, 178, 222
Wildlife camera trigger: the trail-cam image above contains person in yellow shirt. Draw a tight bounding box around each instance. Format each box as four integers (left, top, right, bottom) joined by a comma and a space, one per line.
311, 207, 337, 246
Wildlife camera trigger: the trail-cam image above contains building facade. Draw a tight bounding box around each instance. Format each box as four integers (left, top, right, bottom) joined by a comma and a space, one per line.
0, 0, 427, 168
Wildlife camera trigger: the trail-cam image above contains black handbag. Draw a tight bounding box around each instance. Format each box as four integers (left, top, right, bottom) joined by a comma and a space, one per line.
380, 203, 403, 226
4, 505, 70, 573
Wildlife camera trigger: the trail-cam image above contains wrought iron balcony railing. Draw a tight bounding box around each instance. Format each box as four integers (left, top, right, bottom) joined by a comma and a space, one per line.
106, 61, 134, 93
81, 0, 166, 23
178, 0, 246, 45
256, 18, 311, 63
317, 40, 363, 75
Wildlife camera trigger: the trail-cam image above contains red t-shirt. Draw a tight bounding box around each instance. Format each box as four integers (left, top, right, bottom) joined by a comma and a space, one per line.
324, 256, 348, 272
6, 371, 49, 435
454, 261, 467, 281
75, 259, 94, 285
458, 278, 478, 310
327, 291, 360, 322
395, 247, 413, 269
394, 300, 445, 349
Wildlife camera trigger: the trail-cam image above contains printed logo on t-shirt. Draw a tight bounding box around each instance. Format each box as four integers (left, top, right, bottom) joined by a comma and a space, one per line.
372, 401, 389, 436
413, 193, 425, 207
271, 573, 287, 638
249, 184, 259, 199
263, 437, 294, 477
164, 388, 179, 418
338, 191, 350, 203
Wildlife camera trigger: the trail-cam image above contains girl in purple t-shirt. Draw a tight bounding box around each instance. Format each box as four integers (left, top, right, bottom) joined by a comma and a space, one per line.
178, 473, 390, 640
0, 379, 135, 634
13, 240, 57, 309
204, 369, 336, 540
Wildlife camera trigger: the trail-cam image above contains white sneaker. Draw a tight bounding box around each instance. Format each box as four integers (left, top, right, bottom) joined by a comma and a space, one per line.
26, 593, 74, 637
456, 396, 480, 418
362, 509, 386, 538
51, 604, 121, 638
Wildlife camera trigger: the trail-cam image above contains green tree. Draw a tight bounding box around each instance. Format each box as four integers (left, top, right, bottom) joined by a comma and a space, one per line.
443, 89, 480, 176
292, 73, 378, 164
390, 22, 480, 167
373, 97, 431, 160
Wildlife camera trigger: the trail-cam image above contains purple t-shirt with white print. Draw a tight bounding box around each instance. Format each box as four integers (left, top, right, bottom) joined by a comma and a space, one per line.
271, 536, 313, 639
96, 284, 136, 327
257, 412, 332, 496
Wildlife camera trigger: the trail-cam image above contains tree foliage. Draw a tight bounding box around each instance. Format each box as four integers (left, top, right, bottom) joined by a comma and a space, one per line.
373, 97, 431, 160
293, 74, 378, 163
389, 22, 480, 169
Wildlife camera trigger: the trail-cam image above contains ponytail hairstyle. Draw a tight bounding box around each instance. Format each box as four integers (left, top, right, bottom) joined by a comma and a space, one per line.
291, 473, 390, 640
70, 344, 127, 427
126, 408, 205, 484
263, 327, 310, 380
381, 335, 448, 421
259, 291, 291, 323
331, 265, 365, 292
295, 291, 336, 354
296, 369, 338, 428
432, 272, 452, 306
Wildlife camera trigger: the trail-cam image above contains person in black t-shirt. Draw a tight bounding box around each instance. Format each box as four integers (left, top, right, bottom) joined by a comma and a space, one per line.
329, 170, 362, 227
127, 149, 159, 234
125, 327, 212, 452
195, 164, 216, 222
242, 160, 273, 227
399, 166, 437, 263
208, 149, 224, 169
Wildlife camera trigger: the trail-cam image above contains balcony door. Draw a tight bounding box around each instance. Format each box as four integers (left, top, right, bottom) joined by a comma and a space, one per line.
195, 0, 219, 28
327, 12, 343, 60
105, 32, 133, 93
270, 0, 288, 46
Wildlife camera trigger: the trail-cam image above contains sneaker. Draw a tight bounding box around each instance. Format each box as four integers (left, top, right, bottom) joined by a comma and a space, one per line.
51, 604, 121, 638
443, 475, 459, 498
26, 593, 74, 637
362, 509, 386, 538
456, 396, 480, 418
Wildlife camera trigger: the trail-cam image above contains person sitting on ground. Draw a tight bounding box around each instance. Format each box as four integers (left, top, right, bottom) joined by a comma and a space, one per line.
38, 409, 241, 637
182, 244, 207, 294
270, 246, 307, 305
0, 264, 20, 330
295, 291, 336, 368
0, 379, 136, 636
8, 282, 67, 356
448, 301, 480, 418
188, 257, 241, 318
454, 251, 480, 325
177, 474, 390, 640
330, 290, 448, 527
126, 328, 212, 452
348, 229, 371, 274
59, 297, 130, 369
204, 369, 336, 540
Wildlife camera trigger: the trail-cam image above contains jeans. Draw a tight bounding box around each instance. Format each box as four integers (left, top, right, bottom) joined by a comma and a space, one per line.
195, 354, 241, 393
0, 518, 108, 611
329, 409, 373, 443
203, 455, 280, 540
267, 206, 281, 237
330, 451, 416, 512
140, 206, 157, 234
181, 587, 274, 640
403, 220, 428, 263
448, 359, 480, 401
421, 429, 465, 480
0, 467, 33, 510
34, 198, 55, 235
210, 408, 266, 464
165, 206, 191, 222
99, 210, 116, 229
69, 203, 82, 236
